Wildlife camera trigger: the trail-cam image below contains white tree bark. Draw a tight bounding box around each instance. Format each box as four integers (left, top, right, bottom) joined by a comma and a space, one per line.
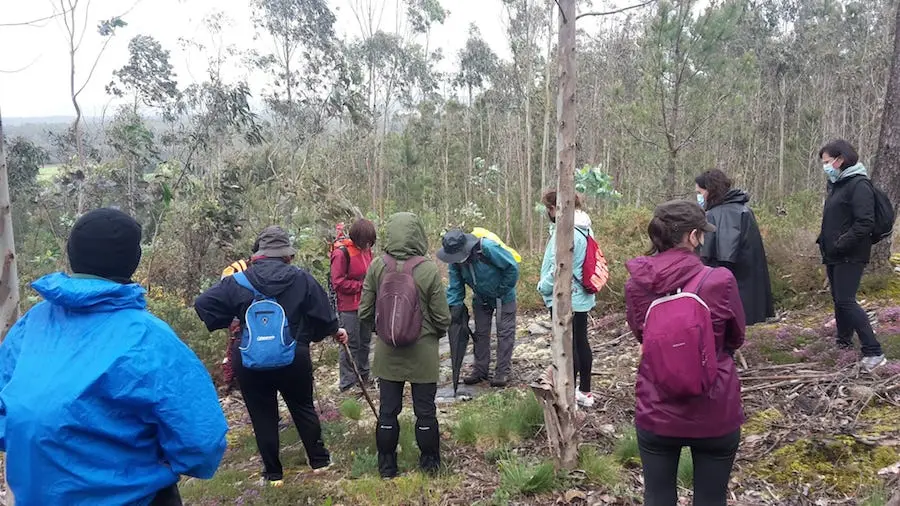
531, 0, 578, 471
0, 109, 20, 505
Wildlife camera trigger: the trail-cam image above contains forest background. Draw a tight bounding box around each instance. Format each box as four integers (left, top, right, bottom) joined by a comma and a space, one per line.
2, 0, 900, 379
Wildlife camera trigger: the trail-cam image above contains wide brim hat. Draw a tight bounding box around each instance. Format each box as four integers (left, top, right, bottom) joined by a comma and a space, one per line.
437, 230, 480, 264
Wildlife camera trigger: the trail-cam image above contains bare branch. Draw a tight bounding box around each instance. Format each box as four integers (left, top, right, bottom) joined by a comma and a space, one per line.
576, 0, 655, 20
0, 4, 74, 27
0, 55, 43, 74
74, 35, 114, 97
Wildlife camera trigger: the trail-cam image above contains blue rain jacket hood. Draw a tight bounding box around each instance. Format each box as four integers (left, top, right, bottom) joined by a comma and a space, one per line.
0, 273, 227, 506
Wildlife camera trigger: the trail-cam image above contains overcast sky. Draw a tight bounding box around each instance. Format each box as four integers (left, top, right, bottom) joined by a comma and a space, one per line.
0, 0, 519, 118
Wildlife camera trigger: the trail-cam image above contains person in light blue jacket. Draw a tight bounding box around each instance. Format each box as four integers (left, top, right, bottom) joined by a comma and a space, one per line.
538, 190, 597, 408
0, 208, 227, 506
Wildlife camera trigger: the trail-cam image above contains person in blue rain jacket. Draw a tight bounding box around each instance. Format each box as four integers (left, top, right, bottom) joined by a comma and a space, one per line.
0, 208, 227, 506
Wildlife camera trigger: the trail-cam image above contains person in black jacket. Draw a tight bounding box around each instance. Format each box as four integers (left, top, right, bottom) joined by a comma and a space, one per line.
817, 139, 886, 372
195, 226, 348, 486
695, 169, 774, 326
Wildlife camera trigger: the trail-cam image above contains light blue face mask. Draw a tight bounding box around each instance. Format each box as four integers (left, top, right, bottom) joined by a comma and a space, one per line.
823, 163, 841, 183
696, 193, 706, 208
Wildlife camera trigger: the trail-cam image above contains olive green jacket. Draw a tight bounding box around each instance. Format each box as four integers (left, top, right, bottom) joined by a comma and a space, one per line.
359, 212, 451, 384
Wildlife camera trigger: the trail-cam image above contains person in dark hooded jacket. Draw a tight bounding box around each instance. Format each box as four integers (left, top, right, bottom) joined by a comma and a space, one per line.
626, 200, 745, 506
695, 169, 774, 325
195, 226, 348, 486
817, 139, 886, 372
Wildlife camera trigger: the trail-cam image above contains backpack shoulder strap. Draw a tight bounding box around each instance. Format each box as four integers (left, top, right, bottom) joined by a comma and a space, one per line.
403, 256, 427, 274
233, 271, 265, 299
383, 254, 398, 272
685, 267, 714, 295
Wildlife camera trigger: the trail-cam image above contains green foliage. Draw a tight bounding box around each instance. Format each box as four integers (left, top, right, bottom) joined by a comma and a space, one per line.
350, 449, 378, 478
575, 165, 621, 201
579, 446, 622, 488
453, 389, 544, 448
5, 136, 47, 194
614, 427, 641, 466
677, 448, 693, 488
340, 398, 363, 421
498, 456, 558, 496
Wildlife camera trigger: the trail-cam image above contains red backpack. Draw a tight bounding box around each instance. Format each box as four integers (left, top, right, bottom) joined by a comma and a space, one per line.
577, 229, 609, 294
375, 254, 426, 347
642, 268, 717, 398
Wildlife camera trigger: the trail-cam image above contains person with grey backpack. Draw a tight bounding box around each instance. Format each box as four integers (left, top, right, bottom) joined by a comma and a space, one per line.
358, 212, 451, 478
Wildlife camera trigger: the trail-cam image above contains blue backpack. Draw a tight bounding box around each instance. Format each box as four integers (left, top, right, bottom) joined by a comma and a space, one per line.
232, 272, 296, 369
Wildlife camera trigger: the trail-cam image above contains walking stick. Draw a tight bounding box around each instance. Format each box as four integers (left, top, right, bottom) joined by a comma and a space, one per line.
342, 341, 378, 418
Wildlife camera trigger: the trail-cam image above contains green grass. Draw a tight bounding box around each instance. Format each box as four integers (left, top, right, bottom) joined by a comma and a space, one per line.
340, 398, 363, 421
453, 389, 545, 448
498, 456, 558, 496
677, 447, 693, 488
614, 427, 640, 465
37, 164, 61, 184
340, 473, 461, 505
350, 448, 379, 478
579, 446, 622, 488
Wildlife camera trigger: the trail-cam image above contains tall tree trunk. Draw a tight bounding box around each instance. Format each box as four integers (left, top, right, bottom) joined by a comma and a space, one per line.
466, 85, 474, 206
871, 1, 900, 269
531, 0, 578, 471
778, 75, 786, 196
0, 108, 21, 506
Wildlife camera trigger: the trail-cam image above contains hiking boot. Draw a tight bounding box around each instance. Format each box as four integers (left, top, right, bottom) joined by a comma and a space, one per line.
489, 375, 508, 388
378, 453, 399, 479
836, 339, 854, 350
311, 459, 333, 474
575, 390, 595, 408
420, 454, 441, 476
861, 355, 887, 373
463, 373, 488, 385
257, 475, 284, 488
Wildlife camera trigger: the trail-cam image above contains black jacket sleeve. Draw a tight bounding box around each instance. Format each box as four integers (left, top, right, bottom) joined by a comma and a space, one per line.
194, 278, 242, 332
836, 180, 875, 253
297, 270, 340, 342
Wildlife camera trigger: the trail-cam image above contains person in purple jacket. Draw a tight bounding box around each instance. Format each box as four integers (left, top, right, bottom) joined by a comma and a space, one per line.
625, 200, 745, 506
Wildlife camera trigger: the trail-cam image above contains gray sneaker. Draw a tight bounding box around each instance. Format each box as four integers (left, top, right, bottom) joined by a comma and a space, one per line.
861, 355, 887, 373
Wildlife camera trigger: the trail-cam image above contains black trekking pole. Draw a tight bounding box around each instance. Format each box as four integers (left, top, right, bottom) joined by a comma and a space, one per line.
341, 341, 378, 418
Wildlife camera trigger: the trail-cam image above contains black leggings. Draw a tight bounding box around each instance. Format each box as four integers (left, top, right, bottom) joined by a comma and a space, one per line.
637, 427, 740, 506
827, 263, 883, 356
550, 310, 592, 392
236, 346, 330, 480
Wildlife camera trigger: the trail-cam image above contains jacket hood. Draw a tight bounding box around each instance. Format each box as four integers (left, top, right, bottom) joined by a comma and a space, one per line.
245, 258, 298, 296
626, 248, 705, 294
721, 189, 750, 206
32, 272, 146, 312
383, 212, 428, 259
575, 210, 592, 230
838, 163, 869, 182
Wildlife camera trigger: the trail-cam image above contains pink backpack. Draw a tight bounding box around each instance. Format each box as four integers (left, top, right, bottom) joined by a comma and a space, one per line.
375, 254, 426, 347
642, 268, 718, 398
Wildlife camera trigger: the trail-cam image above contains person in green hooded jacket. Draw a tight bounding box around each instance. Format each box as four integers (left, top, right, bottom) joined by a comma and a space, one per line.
359, 212, 451, 478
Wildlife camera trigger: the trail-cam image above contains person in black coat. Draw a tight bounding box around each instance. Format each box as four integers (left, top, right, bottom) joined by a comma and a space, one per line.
816, 139, 886, 372
695, 169, 775, 326
194, 226, 349, 485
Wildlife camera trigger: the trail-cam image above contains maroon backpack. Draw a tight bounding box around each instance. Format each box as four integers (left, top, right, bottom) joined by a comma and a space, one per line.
641, 268, 717, 399
375, 254, 426, 347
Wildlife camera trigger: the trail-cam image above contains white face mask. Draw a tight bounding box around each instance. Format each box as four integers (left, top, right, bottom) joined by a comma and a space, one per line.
690, 230, 705, 249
